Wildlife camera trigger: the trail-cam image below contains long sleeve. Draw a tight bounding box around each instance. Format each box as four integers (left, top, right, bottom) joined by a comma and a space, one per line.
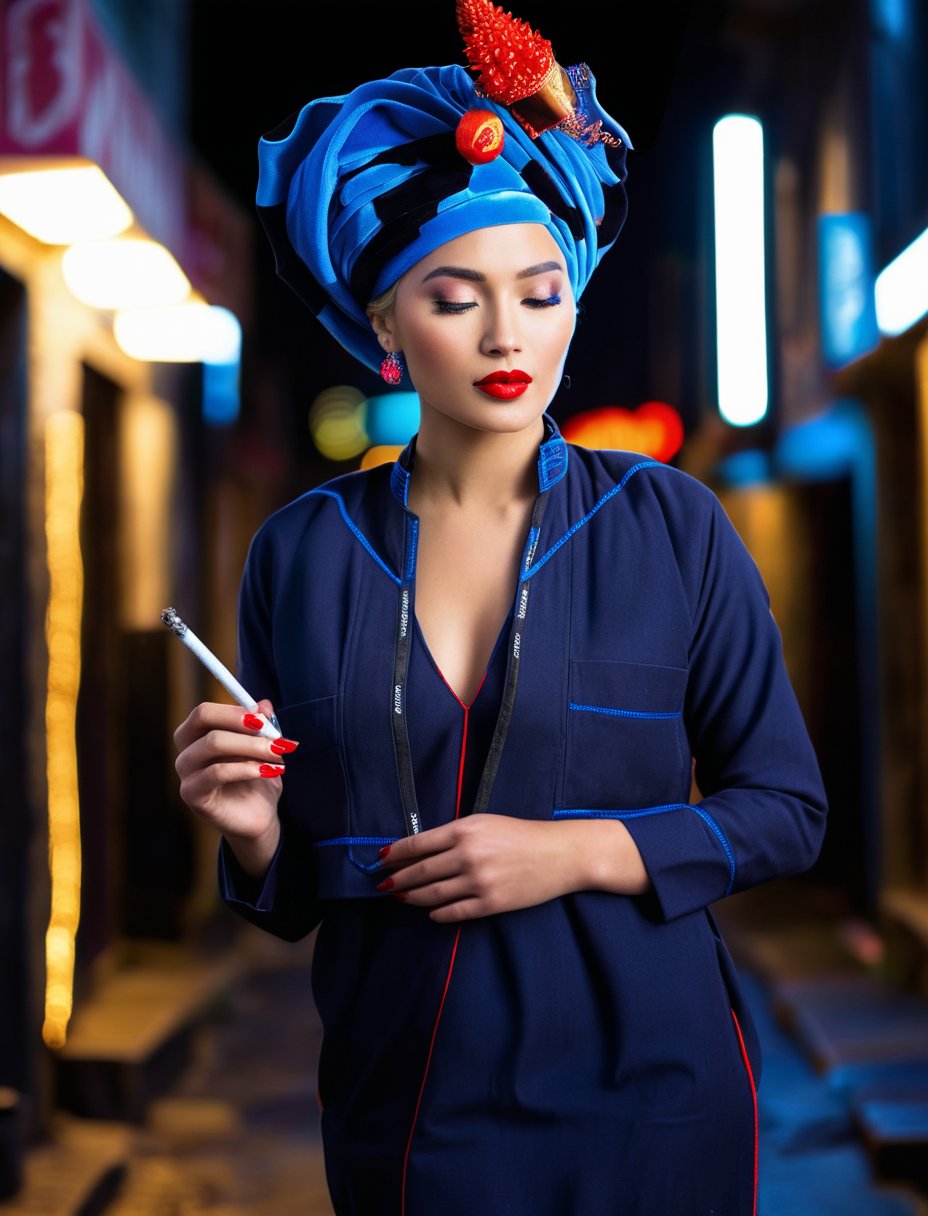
216, 523, 323, 941
621, 489, 828, 921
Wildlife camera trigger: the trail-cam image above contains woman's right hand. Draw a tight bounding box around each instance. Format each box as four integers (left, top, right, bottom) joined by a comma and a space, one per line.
173, 699, 298, 876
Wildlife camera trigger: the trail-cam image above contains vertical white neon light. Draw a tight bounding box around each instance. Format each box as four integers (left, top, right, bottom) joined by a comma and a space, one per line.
875, 227, 928, 336
713, 115, 769, 426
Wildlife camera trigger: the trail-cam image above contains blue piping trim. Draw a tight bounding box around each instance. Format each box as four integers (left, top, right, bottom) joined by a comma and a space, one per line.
403, 516, 419, 583
690, 806, 736, 896
307, 488, 401, 585
523, 460, 663, 580
537, 435, 568, 489
569, 702, 681, 720
314, 836, 398, 848
553, 804, 692, 820
552, 803, 736, 895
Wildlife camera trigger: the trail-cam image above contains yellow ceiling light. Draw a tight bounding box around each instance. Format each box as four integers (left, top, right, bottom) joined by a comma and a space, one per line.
114, 301, 242, 363
0, 164, 132, 244
62, 237, 191, 310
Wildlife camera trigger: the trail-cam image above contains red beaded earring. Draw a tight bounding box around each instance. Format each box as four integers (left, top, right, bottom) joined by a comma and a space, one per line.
380, 351, 404, 385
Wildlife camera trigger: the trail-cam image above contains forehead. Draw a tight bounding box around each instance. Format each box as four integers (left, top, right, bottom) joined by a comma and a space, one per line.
409, 223, 564, 278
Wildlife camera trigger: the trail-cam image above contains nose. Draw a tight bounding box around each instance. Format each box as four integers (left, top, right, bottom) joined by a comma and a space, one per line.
479, 299, 522, 359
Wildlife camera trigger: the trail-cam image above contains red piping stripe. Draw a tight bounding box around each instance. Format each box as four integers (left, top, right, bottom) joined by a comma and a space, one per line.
400, 926, 462, 1215
731, 1008, 758, 1216
454, 708, 469, 819
434, 660, 488, 712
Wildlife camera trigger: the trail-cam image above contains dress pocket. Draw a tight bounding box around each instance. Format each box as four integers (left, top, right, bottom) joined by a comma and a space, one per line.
562, 659, 690, 809
275, 695, 348, 839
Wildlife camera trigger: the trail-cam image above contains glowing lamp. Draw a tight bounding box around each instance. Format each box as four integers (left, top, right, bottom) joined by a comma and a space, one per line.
114, 303, 241, 363
713, 115, 768, 427
0, 164, 132, 244
63, 238, 190, 309
43, 410, 84, 1049
875, 226, 928, 337
561, 403, 684, 463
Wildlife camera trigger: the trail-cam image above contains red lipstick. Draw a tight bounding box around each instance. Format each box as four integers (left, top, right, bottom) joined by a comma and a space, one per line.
474, 369, 532, 400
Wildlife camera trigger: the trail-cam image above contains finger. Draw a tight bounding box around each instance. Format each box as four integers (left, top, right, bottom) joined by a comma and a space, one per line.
428, 898, 486, 924
377, 852, 462, 893
179, 760, 285, 807
382, 821, 459, 866
174, 701, 272, 752
175, 727, 294, 778
395, 875, 475, 909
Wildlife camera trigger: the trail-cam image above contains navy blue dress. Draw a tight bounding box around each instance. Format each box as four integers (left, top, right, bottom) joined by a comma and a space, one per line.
219, 413, 827, 1215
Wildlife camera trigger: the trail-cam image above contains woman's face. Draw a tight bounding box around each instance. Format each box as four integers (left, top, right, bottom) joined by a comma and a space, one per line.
374, 223, 575, 436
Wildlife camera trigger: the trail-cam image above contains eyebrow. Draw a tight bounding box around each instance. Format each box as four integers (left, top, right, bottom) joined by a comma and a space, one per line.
421, 260, 564, 284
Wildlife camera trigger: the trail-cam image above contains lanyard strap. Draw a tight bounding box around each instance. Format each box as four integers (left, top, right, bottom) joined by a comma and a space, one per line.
391, 492, 549, 836
472, 493, 547, 813
391, 517, 422, 836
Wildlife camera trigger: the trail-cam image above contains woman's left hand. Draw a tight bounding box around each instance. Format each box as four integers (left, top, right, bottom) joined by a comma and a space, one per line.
377, 813, 650, 923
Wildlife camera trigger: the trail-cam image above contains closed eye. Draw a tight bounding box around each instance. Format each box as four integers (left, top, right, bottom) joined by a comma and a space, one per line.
523, 295, 562, 309
433, 300, 477, 314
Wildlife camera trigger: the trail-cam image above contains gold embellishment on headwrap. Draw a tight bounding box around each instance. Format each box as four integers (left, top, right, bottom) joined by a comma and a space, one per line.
560, 63, 624, 148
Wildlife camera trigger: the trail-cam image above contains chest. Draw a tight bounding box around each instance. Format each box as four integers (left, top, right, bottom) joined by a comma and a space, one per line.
412, 507, 531, 705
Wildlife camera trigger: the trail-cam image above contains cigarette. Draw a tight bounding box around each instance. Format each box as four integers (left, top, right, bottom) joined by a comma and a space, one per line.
161, 607, 281, 740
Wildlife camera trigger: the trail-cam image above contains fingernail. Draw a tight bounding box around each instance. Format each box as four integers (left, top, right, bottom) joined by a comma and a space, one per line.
392, 892, 407, 903
258, 763, 285, 778
270, 737, 299, 755
376, 877, 394, 891
243, 713, 264, 731
378, 845, 392, 860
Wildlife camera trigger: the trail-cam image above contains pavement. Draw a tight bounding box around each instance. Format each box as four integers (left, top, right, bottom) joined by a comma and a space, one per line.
5, 887, 928, 1215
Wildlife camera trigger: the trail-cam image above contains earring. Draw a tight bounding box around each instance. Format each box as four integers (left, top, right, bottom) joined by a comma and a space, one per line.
380, 351, 404, 385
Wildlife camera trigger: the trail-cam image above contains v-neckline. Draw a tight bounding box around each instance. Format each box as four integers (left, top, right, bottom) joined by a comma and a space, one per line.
413, 607, 513, 710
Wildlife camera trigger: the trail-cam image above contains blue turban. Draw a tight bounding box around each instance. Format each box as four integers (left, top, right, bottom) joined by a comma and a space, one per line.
256, 62, 632, 373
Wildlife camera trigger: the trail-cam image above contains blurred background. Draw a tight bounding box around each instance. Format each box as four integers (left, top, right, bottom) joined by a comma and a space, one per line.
1, 0, 928, 1211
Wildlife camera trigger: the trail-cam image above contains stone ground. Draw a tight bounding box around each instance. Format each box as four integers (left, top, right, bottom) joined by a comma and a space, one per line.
100, 930, 331, 1216
89, 920, 928, 1216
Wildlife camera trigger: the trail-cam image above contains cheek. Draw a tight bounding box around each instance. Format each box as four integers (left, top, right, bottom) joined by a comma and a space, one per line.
542, 312, 575, 373
404, 321, 461, 378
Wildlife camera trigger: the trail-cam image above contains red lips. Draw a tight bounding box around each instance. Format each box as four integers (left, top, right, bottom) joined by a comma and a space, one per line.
474, 370, 532, 385
474, 369, 532, 400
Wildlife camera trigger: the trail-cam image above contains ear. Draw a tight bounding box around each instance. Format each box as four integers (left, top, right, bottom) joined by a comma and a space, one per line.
367, 309, 397, 351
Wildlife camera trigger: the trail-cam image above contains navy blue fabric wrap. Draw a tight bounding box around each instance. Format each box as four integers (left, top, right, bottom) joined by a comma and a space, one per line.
256, 63, 631, 372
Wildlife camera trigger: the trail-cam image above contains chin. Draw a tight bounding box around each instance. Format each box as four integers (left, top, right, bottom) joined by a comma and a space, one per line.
459, 397, 550, 434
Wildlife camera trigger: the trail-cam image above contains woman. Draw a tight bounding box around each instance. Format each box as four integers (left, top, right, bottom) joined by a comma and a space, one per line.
174, 3, 827, 1212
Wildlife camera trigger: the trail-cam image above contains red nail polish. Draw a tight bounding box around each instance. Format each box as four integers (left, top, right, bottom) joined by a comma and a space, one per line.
270, 737, 299, 755
392, 892, 407, 903
243, 713, 264, 731
258, 763, 285, 778
376, 877, 394, 891
378, 845, 392, 860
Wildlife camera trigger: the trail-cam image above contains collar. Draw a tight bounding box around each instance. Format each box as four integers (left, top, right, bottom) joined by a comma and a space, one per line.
389, 412, 568, 507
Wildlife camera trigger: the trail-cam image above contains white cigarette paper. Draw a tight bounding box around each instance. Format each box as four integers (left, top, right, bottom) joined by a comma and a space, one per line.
161, 607, 281, 740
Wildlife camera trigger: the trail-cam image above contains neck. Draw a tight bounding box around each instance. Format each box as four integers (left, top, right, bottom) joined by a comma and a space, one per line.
409, 406, 545, 511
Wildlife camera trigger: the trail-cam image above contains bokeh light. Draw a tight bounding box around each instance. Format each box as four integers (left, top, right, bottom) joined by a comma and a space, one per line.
0, 165, 132, 244
309, 385, 369, 461
561, 403, 684, 463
